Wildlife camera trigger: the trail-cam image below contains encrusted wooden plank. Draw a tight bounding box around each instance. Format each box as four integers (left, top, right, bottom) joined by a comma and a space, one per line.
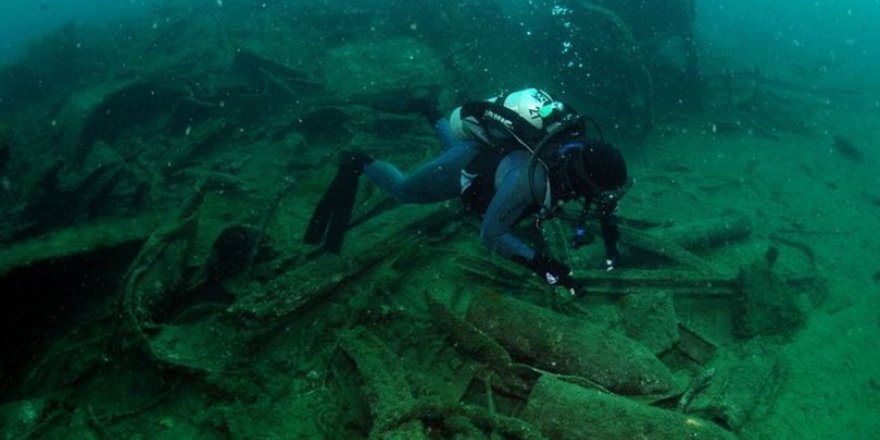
573, 269, 740, 297
339, 328, 428, 440
0, 213, 163, 277
229, 205, 456, 324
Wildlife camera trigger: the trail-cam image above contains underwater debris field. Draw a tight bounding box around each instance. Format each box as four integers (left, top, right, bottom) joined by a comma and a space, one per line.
1, 1, 879, 439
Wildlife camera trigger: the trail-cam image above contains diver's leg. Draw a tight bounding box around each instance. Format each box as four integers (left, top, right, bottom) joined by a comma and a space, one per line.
435, 119, 466, 152
364, 141, 479, 204
479, 151, 543, 261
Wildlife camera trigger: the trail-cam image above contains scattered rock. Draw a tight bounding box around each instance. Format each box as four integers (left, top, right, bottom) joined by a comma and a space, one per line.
831, 134, 864, 163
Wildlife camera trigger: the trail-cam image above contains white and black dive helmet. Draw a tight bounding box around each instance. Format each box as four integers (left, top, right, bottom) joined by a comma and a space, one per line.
501, 88, 584, 138
451, 88, 585, 143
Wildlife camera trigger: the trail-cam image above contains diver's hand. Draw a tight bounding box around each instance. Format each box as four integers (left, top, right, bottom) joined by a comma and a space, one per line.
602, 255, 617, 271
549, 269, 583, 297
559, 276, 584, 298
600, 246, 632, 272
530, 253, 584, 297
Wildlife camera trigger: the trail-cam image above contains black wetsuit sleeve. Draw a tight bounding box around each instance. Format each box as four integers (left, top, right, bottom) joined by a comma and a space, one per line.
599, 214, 621, 260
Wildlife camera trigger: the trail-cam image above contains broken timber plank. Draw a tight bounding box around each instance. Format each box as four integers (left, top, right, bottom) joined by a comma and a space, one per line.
573, 269, 740, 297
674, 323, 719, 365
426, 294, 530, 398
228, 204, 457, 324
339, 328, 428, 440
0, 213, 165, 277
453, 254, 738, 297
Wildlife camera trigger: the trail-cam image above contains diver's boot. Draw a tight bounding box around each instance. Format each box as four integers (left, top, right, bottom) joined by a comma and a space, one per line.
339, 150, 374, 172
359, 91, 441, 123
303, 150, 373, 254
408, 96, 442, 123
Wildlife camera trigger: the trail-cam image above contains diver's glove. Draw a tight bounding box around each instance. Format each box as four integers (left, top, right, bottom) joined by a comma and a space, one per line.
527, 253, 583, 297
602, 253, 618, 271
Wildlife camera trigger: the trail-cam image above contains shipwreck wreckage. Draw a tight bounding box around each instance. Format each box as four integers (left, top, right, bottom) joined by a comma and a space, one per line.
0, 1, 832, 438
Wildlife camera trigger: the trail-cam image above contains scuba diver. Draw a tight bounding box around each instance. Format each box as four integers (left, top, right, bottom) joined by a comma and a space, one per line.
304, 88, 630, 297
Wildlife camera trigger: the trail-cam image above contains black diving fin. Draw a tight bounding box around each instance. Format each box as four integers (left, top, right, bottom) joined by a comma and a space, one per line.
303, 154, 365, 254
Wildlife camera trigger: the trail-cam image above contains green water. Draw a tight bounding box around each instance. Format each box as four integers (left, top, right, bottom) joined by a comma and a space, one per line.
0, 1, 877, 439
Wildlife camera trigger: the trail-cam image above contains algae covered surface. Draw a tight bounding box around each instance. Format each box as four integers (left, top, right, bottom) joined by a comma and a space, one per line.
1, 1, 879, 439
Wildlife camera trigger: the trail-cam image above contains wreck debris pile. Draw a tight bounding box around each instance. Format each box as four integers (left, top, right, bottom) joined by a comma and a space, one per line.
0, 1, 837, 439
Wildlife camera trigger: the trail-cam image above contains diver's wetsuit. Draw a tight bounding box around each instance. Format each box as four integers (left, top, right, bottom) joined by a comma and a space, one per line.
364, 119, 479, 203
363, 118, 555, 262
